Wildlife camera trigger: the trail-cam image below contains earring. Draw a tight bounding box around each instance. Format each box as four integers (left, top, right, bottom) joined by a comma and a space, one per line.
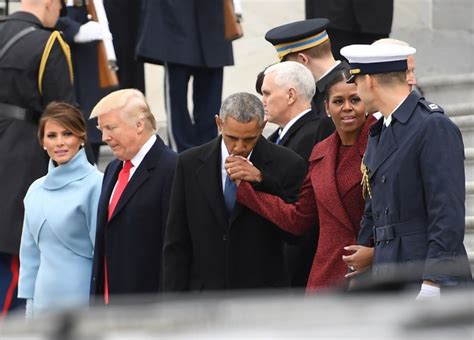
81, 142, 85, 147
43, 146, 47, 150
327, 114, 331, 118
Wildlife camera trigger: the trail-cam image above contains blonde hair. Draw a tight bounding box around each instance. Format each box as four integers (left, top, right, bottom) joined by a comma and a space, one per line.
91, 89, 156, 131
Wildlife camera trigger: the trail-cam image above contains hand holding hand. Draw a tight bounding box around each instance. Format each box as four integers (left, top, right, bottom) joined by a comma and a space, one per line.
342, 245, 374, 278
224, 155, 262, 186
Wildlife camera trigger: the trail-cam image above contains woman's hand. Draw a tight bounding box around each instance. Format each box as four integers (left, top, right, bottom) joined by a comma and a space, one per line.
342, 245, 373, 278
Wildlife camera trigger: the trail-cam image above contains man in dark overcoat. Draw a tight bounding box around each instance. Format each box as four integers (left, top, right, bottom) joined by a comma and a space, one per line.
341, 44, 472, 298
306, 0, 393, 60
0, 0, 75, 314
163, 93, 306, 291
262, 61, 333, 287
135, 0, 234, 152
89, 89, 176, 304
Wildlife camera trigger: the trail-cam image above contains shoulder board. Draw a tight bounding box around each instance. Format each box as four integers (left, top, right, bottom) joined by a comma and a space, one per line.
419, 99, 444, 114
38, 31, 74, 96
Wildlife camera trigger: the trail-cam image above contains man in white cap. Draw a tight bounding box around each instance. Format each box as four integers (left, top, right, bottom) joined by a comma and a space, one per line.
340, 44, 472, 298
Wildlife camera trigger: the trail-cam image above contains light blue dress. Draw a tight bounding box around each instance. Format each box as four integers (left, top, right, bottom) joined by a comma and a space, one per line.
18, 149, 102, 313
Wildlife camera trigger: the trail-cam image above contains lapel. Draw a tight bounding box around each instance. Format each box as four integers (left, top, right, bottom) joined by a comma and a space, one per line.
366, 92, 421, 179
108, 138, 163, 222
309, 133, 354, 231
195, 137, 229, 230
98, 160, 121, 225
229, 137, 271, 225
279, 109, 315, 146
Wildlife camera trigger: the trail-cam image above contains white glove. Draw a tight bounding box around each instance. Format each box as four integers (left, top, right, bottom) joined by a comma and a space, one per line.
25, 298, 34, 319
415, 283, 441, 301
73, 21, 111, 43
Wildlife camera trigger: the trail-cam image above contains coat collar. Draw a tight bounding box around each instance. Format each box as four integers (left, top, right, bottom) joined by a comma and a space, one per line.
4, 12, 46, 28
392, 90, 422, 124
365, 93, 422, 179
108, 137, 167, 221
43, 149, 95, 190
316, 61, 349, 93
277, 109, 317, 146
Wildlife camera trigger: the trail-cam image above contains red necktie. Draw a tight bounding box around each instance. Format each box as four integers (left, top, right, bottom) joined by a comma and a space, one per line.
104, 160, 133, 304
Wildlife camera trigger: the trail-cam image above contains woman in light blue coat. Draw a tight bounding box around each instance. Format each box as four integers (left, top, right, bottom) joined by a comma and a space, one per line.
18, 102, 103, 316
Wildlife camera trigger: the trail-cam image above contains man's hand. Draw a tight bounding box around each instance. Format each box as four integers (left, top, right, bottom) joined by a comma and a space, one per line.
224, 155, 262, 186
342, 245, 373, 278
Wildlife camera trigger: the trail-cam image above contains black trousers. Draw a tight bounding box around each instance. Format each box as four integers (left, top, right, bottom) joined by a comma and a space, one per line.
164, 63, 223, 152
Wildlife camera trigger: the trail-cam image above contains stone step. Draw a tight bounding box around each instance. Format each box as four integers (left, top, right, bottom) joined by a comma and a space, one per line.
418, 73, 474, 107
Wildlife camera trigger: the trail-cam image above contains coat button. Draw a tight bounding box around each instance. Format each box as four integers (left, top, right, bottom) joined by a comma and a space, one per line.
223, 235, 227, 241
384, 208, 389, 215
374, 212, 379, 220
381, 175, 386, 183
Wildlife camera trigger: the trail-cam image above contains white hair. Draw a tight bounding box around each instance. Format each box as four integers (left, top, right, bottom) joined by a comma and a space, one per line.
264, 61, 316, 103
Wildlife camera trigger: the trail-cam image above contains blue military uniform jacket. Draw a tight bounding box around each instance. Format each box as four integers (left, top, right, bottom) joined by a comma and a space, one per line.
359, 91, 472, 286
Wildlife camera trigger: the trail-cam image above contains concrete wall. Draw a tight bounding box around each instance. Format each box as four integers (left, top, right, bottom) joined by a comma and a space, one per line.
391, 0, 474, 78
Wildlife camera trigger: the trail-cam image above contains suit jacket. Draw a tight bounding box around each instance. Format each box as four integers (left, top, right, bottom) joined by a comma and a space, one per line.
237, 118, 374, 291
136, 0, 233, 68
305, 0, 393, 35
163, 136, 307, 291
90, 137, 177, 301
360, 91, 472, 285
268, 108, 334, 287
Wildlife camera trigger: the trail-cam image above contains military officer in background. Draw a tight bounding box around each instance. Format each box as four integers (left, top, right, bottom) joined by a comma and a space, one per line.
340, 44, 472, 298
0, 0, 75, 314
265, 18, 348, 120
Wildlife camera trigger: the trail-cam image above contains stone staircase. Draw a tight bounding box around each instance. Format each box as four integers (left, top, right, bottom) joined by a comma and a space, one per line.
418, 73, 474, 271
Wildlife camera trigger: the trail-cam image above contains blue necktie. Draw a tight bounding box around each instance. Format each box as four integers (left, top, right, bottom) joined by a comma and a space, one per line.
224, 175, 237, 215
275, 135, 282, 144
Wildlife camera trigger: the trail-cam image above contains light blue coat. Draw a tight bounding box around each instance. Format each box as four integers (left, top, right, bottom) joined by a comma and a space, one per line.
18, 149, 102, 313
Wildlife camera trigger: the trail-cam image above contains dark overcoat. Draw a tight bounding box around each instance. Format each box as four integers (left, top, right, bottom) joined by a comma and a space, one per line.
135, 0, 233, 67
359, 91, 472, 285
163, 136, 307, 291
268, 108, 334, 287
305, 0, 393, 35
0, 12, 75, 254
90, 137, 177, 301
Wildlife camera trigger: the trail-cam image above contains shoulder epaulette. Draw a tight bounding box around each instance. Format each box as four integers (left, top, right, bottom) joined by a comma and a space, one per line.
419, 99, 444, 114
38, 31, 74, 95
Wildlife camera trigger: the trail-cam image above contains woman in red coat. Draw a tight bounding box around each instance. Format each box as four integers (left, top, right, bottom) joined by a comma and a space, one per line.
234, 71, 375, 292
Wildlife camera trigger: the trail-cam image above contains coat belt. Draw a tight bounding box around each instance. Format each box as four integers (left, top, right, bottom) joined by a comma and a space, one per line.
0, 102, 33, 121
373, 220, 426, 244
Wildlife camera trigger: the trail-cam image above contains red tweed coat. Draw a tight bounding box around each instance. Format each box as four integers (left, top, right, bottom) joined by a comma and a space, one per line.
237, 117, 374, 291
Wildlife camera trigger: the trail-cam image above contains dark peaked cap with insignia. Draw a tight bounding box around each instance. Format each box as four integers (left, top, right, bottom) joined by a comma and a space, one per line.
340, 44, 416, 82
265, 18, 330, 60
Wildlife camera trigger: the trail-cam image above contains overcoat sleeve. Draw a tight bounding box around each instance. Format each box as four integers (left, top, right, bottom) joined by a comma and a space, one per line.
418, 115, 466, 283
